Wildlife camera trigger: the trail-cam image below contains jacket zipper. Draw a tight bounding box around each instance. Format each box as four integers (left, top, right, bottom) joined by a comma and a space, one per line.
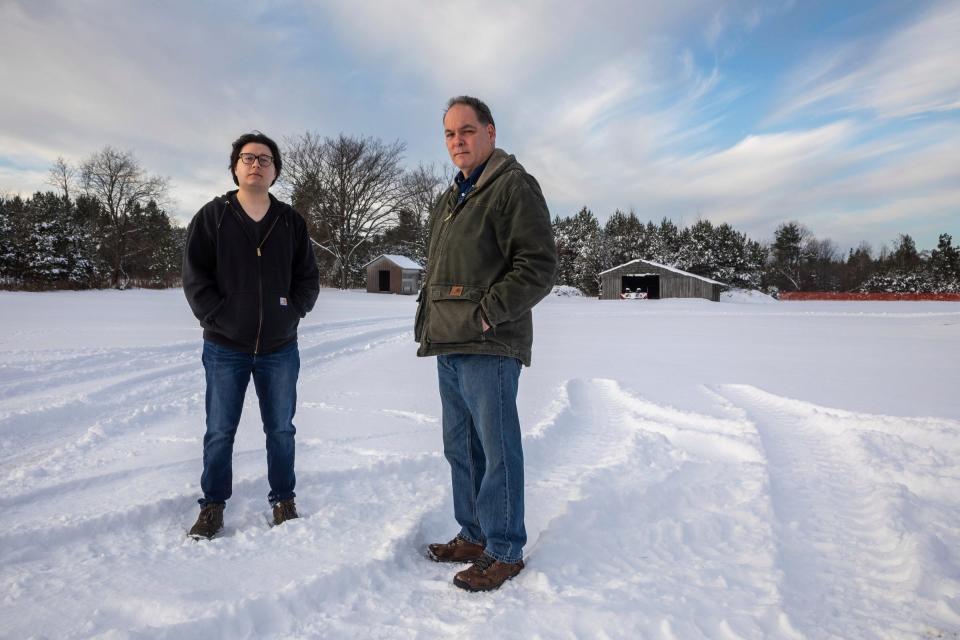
253, 215, 282, 354
423, 189, 479, 345
430, 185, 477, 284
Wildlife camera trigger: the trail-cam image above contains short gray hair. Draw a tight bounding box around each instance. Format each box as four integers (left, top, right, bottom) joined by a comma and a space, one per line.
444, 96, 495, 127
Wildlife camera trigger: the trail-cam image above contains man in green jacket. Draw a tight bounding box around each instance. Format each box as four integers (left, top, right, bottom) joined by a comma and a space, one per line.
415, 96, 557, 591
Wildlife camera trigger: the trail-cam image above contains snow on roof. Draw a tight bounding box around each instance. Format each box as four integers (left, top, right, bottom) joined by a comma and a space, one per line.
363, 254, 424, 270
599, 259, 727, 286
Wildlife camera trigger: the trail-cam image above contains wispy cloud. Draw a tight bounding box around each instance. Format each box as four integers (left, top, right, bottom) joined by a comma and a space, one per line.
0, 0, 954, 251
771, 1, 960, 121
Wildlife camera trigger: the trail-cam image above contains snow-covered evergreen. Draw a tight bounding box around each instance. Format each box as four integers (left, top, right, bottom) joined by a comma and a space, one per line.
0, 192, 177, 289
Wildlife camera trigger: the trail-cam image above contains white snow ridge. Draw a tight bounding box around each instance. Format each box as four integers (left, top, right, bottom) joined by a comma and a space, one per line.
1, 289, 959, 639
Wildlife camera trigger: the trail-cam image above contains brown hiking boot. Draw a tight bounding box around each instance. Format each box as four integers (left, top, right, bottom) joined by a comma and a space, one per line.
188, 502, 224, 539
453, 554, 524, 592
427, 534, 485, 563
272, 498, 299, 526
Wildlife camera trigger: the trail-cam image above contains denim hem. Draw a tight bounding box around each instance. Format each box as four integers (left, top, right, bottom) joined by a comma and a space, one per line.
458, 531, 485, 546
482, 549, 523, 564
268, 492, 296, 506
198, 498, 226, 506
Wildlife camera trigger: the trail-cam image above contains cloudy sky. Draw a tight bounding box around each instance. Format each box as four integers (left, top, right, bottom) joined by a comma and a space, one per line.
1, 0, 958, 252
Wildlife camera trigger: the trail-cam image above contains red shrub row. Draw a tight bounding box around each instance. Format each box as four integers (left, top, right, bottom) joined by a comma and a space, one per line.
779, 292, 960, 301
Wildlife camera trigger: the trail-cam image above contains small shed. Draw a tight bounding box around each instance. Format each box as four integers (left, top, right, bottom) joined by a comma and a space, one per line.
599, 259, 726, 302
363, 254, 424, 295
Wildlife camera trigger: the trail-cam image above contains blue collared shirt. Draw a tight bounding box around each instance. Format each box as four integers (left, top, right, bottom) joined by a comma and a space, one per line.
454, 160, 488, 204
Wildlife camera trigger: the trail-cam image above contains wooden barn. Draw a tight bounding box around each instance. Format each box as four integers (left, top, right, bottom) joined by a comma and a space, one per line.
599, 259, 727, 301
363, 254, 424, 295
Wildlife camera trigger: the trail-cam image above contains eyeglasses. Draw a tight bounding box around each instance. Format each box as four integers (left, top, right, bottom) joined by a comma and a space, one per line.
239, 153, 274, 167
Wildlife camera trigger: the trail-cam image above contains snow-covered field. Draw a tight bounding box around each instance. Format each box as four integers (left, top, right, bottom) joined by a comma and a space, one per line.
1, 288, 959, 639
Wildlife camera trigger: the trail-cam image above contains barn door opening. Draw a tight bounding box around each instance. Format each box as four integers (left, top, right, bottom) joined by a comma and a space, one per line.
621, 274, 660, 299
378, 270, 391, 292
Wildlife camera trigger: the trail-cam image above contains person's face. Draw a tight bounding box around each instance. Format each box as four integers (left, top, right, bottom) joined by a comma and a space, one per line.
444, 104, 496, 177
235, 142, 276, 190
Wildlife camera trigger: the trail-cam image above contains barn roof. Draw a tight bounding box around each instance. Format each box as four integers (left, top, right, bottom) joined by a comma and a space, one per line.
600, 259, 726, 286
363, 254, 424, 270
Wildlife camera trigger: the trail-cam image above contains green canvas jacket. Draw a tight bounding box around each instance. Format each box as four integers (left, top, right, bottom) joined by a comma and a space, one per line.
415, 148, 557, 366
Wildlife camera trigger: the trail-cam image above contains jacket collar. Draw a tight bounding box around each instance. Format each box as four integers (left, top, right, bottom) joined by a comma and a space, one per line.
447, 148, 514, 201
474, 148, 512, 192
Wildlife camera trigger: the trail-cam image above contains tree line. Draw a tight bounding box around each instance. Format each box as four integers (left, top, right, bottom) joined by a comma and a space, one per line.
1, 138, 958, 294
0, 149, 181, 289
0, 136, 446, 291
553, 207, 960, 296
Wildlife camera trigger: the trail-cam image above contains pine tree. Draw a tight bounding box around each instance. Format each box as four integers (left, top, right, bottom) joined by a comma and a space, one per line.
552, 207, 603, 295
68, 195, 105, 286
655, 218, 681, 265
643, 221, 661, 262
22, 192, 71, 285
713, 223, 764, 288
0, 198, 16, 281
889, 234, 921, 273
602, 209, 644, 270
842, 243, 875, 291
15, 192, 102, 288
568, 208, 603, 295
125, 200, 181, 286
1, 196, 30, 283
769, 222, 813, 291
676, 219, 715, 276
552, 215, 576, 289
929, 234, 960, 286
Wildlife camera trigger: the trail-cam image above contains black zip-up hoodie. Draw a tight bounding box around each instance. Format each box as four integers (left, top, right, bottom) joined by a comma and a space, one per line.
182, 191, 320, 354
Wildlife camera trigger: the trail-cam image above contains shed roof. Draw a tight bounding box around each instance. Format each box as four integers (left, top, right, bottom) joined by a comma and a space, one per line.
600, 259, 726, 286
363, 254, 424, 270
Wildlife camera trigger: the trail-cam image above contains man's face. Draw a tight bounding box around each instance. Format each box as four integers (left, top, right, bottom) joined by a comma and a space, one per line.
235, 142, 276, 190
444, 104, 496, 177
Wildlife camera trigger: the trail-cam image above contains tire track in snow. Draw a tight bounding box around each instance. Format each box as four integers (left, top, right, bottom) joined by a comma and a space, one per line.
0, 453, 445, 563
0, 373, 788, 638
0, 320, 413, 500
515, 379, 797, 639
298, 321, 411, 378
27, 379, 647, 638
716, 384, 957, 639
136, 378, 788, 639
0, 452, 452, 640
0, 315, 409, 409
0, 342, 197, 400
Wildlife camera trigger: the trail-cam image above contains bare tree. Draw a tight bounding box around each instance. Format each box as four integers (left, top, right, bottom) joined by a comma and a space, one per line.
281, 133, 409, 288
769, 221, 814, 291
47, 157, 77, 201
80, 147, 169, 288
401, 162, 450, 268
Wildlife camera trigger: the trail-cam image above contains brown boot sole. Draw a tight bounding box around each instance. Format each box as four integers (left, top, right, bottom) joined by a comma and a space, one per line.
186, 528, 222, 541
425, 546, 484, 563
453, 564, 524, 592
452, 572, 521, 592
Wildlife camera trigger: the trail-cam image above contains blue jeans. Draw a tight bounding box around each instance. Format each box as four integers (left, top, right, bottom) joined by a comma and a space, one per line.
437, 354, 525, 563
199, 340, 299, 506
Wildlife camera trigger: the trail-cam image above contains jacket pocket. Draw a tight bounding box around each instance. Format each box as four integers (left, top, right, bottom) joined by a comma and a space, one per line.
427, 284, 485, 344
211, 291, 259, 344
261, 290, 299, 342
201, 297, 227, 331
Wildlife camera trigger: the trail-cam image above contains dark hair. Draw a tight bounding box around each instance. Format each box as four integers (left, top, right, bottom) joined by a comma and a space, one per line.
444, 96, 495, 127
229, 131, 282, 186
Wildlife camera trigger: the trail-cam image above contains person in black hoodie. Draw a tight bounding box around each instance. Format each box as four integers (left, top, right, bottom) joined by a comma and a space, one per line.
182, 131, 319, 539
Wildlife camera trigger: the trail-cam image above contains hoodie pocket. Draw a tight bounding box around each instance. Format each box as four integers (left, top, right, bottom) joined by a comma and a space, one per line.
211, 291, 259, 343
427, 284, 485, 344
261, 290, 299, 341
